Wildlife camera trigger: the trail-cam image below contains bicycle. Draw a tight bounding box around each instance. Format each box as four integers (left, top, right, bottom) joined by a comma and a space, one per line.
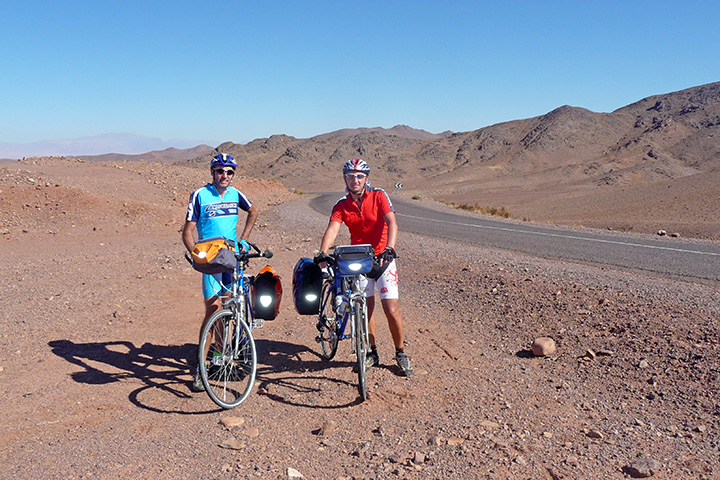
187, 239, 273, 409
314, 244, 375, 401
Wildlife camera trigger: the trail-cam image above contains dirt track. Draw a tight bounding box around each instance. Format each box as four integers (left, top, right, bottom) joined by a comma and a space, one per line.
1, 159, 719, 479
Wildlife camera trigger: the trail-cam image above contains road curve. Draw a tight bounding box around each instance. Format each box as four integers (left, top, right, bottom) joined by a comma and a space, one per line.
310, 192, 720, 284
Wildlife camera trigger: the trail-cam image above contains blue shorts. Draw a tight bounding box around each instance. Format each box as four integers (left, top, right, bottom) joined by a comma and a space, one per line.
202, 271, 233, 299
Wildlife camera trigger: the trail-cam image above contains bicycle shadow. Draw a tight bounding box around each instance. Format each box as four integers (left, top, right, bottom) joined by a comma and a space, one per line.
48, 339, 220, 414
254, 338, 366, 408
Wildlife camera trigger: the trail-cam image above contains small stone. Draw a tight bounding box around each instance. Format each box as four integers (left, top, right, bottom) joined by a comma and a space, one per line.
586, 430, 603, 439
218, 438, 244, 450
413, 452, 425, 464
245, 427, 259, 437
388, 454, 401, 464
623, 458, 662, 478
638, 359, 650, 369
514, 455, 527, 466
319, 420, 338, 436
657, 230, 667, 236
287, 467, 304, 478
447, 437, 464, 446
585, 349, 596, 359
219, 416, 245, 429
428, 435, 442, 446
532, 337, 556, 356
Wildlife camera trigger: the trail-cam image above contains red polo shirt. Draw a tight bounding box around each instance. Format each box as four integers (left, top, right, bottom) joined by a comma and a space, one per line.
330, 187, 394, 255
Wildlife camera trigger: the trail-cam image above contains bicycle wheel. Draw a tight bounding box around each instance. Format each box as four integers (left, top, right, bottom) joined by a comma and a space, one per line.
353, 299, 368, 400
198, 307, 257, 409
316, 281, 339, 360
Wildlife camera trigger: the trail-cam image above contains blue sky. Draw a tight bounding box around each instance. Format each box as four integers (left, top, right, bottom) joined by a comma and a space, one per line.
2, 0, 719, 147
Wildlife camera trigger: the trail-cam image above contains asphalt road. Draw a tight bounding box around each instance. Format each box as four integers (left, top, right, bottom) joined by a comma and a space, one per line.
310, 193, 720, 284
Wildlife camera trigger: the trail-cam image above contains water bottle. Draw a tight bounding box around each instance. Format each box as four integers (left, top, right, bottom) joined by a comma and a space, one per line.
335, 295, 348, 315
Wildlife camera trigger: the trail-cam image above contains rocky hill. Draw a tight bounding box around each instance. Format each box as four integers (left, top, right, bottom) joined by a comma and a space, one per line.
182, 82, 720, 238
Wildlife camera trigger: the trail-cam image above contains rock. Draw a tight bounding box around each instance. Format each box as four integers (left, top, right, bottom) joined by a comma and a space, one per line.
623, 458, 662, 477
638, 359, 650, 369
218, 438, 244, 450
532, 337, 556, 356
245, 427, 259, 437
657, 230, 667, 236
447, 437, 464, 446
219, 416, 245, 429
585, 349, 596, 359
670, 232, 680, 237
427, 435, 442, 446
413, 452, 426, 464
287, 467, 304, 478
319, 420, 338, 436
586, 430, 603, 439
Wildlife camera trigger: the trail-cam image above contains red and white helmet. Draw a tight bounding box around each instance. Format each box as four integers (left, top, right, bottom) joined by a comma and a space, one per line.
342, 158, 370, 174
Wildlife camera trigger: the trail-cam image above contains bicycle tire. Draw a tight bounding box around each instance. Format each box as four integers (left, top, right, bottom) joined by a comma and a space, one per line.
353, 298, 368, 400
198, 307, 257, 409
316, 281, 339, 360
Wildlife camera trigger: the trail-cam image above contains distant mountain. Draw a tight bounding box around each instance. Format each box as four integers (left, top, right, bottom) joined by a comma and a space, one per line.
180, 83, 720, 239
77, 145, 216, 164
0, 133, 217, 159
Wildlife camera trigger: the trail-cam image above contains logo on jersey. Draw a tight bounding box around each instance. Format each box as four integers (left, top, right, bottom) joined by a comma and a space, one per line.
204, 202, 238, 217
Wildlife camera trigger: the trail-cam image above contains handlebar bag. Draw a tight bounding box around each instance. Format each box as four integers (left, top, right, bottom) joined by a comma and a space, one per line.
335, 244, 374, 276
292, 257, 323, 315
253, 265, 283, 320
191, 237, 237, 274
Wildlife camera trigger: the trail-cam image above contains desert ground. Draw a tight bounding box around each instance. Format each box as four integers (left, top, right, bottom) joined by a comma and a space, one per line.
1, 157, 718, 479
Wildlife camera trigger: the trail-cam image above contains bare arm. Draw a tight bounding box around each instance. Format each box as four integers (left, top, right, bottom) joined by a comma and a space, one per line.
384, 211, 398, 249
319, 219, 342, 253
238, 204, 259, 241
182, 220, 197, 252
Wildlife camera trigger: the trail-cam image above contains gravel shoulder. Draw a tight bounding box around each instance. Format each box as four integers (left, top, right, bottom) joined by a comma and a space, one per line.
1, 159, 718, 479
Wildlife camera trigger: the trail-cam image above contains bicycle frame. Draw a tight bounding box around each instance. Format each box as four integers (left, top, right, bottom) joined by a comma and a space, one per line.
327, 271, 367, 345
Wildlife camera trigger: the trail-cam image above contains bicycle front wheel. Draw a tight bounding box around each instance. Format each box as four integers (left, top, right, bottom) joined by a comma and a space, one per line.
353, 299, 368, 401
198, 307, 257, 409
316, 281, 339, 360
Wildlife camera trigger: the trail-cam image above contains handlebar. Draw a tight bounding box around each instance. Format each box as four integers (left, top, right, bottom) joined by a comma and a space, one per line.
184, 239, 273, 266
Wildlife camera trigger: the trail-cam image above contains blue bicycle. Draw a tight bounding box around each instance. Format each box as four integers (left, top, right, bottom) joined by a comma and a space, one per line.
191, 240, 274, 409
314, 244, 375, 401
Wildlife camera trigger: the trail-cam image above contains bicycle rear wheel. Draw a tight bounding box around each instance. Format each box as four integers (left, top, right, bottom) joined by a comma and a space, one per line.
198, 307, 257, 409
316, 281, 339, 360
353, 299, 368, 400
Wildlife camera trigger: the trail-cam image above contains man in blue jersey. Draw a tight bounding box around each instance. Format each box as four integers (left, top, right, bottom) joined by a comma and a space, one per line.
182, 153, 258, 391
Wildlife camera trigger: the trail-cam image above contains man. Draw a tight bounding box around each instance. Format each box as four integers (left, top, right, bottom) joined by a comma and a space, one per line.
317, 158, 413, 376
182, 153, 259, 391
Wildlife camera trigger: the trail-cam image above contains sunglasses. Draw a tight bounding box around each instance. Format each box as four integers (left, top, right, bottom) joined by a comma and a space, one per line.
213, 168, 235, 176
344, 173, 367, 180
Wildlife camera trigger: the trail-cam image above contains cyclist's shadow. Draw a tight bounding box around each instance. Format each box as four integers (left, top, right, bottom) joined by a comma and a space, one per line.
48, 339, 218, 414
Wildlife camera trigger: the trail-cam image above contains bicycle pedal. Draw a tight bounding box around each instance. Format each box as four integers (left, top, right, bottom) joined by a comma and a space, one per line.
253, 319, 264, 328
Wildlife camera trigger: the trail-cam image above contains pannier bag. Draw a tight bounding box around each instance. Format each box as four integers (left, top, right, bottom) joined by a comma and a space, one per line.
292, 257, 323, 315
334, 244, 374, 276
191, 237, 237, 274
252, 266, 283, 320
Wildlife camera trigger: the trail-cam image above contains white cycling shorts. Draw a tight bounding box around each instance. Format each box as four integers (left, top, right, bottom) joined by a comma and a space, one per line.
361, 259, 399, 300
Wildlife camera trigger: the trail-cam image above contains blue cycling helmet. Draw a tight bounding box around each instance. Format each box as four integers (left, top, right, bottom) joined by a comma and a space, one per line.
210, 153, 237, 168
342, 158, 370, 174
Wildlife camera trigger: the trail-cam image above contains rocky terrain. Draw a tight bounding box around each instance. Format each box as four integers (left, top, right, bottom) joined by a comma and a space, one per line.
181, 82, 720, 240
1, 157, 718, 479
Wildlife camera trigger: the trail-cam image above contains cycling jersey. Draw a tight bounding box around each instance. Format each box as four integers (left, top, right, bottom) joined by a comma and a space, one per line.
186, 184, 252, 243
330, 187, 394, 255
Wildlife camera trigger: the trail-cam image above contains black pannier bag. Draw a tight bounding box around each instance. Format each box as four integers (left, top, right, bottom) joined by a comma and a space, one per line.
292, 257, 323, 315
252, 265, 282, 320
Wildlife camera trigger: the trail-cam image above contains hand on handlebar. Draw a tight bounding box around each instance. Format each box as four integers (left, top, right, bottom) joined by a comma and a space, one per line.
313, 251, 331, 268
238, 239, 250, 253
378, 246, 397, 266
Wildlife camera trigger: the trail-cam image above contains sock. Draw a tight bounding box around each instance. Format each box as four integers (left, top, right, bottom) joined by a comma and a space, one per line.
370, 345, 377, 353
395, 347, 404, 355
